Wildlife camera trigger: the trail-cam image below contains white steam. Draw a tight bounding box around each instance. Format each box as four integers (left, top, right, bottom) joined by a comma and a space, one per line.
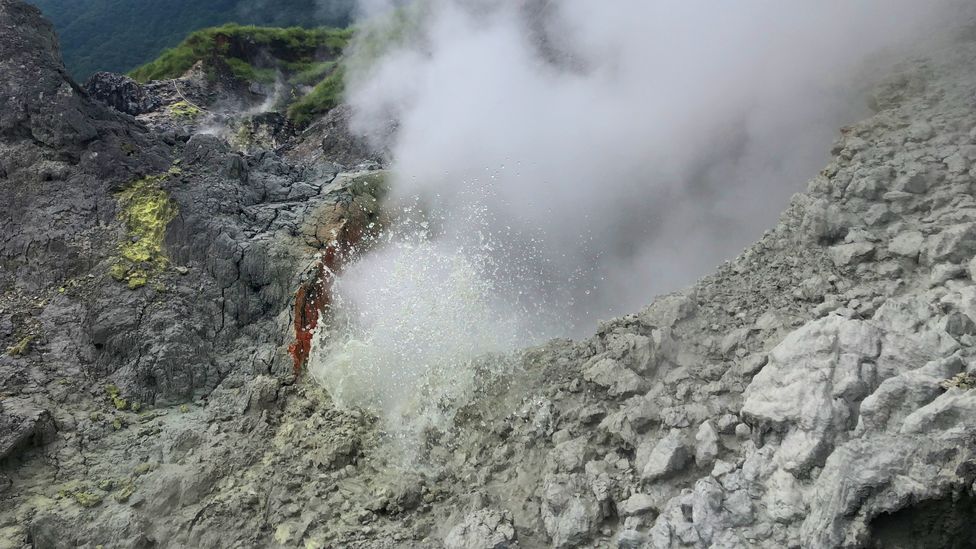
344, 0, 957, 331
308, 208, 537, 434
310, 0, 961, 426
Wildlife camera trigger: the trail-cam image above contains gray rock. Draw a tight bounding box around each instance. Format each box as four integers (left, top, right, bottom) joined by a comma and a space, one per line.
828, 242, 875, 266
639, 291, 697, 327
5, 2, 976, 548
908, 121, 935, 141
888, 230, 924, 258
929, 263, 965, 286
923, 223, 976, 265
695, 421, 720, 466
741, 316, 882, 475
640, 429, 692, 481
945, 151, 970, 174
584, 357, 647, 397
541, 474, 603, 548
444, 509, 517, 549
85, 72, 160, 115
894, 171, 931, 194
617, 529, 647, 549
618, 493, 656, 517
0, 399, 55, 460
944, 312, 976, 337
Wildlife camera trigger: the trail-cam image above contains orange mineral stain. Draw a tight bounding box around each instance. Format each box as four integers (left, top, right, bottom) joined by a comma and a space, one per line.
288, 218, 365, 375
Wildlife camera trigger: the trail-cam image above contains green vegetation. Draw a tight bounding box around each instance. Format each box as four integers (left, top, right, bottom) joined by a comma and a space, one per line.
282, 4, 426, 127
289, 60, 337, 87
27, 0, 356, 80
287, 65, 346, 127
112, 174, 178, 290
126, 23, 356, 127
129, 24, 353, 84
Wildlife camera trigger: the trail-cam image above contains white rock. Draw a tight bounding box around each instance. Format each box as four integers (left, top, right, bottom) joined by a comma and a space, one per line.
695, 421, 720, 466
541, 474, 602, 549
887, 230, 924, 258
616, 529, 647, 549
856, 357, 960, 434
765, 469, 807, 523
929, 263, 965, 287
741, 316, 883, 475
618, 493, 656, 517
444, 509, 517, 549
864, 204, 894, 226
908, 121, 934, 141
899, 388, 976, 434
755, 311, 783, 331
923, 223, 976, 265
719, 327, 751, 356
641, 429, 691, 481
639, 291, 697, 327
716, 414, 739, 434
828, 242, 875, 267
584, 358, 646, 397
736, 354, 768, 377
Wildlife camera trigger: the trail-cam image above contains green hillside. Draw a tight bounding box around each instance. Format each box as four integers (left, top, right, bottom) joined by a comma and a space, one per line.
27, 0, 355, 80
128, 24, 351, 83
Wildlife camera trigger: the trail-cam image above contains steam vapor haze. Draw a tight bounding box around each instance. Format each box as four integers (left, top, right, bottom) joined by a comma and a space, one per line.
341, 0, 956, 334
308, 0, 960, 424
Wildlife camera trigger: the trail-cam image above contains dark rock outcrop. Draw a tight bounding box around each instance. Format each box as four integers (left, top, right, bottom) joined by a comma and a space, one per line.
84, 72, 161, 116
0, 0, 384, 406
0, 399, 55, 461
286, 103, 388, 168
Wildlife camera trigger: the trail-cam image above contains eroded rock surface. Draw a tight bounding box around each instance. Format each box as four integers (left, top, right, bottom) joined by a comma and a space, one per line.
4, 1, 976, 548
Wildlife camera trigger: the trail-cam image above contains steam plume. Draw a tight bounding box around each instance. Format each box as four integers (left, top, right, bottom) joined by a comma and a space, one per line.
343, 0, 957, 333
309, 1, 961, 427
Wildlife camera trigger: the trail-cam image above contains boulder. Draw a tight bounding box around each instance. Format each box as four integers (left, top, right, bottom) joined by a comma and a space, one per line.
541, 473, 603, 548
695, 421, 720, 466
444, 509, 517, 549
85, 72, 160, 116
0, 399, 56, 460
828, 242, 875, 267
618, 493, 656, 517
584, 358, 646, 397
640, 429, 692, 481
923, 223, 976, 265
741, 316, 883, 475
888, 230, 924, 258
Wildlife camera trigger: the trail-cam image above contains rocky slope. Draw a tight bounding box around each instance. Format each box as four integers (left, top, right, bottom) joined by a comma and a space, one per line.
4, 1, 976, 548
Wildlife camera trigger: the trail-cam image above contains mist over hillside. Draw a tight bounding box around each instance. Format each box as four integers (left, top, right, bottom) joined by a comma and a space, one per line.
26, 0, 356, 79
